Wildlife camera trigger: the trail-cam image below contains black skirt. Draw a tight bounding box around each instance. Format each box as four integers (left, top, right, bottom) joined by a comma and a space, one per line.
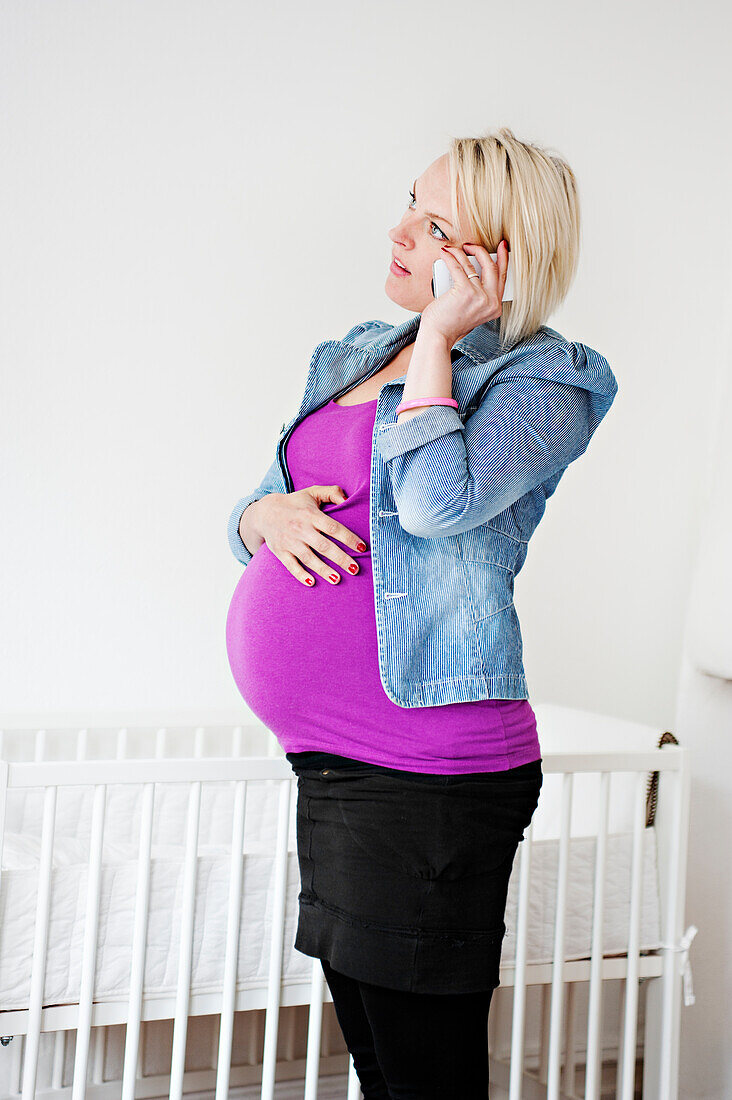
287, 752, 543, 995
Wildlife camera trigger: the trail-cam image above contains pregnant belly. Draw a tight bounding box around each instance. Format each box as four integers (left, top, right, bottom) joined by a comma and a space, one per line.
225, 539, 375, 732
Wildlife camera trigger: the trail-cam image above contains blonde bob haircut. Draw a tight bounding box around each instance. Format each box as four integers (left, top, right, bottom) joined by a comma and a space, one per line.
445, 126, 581, 351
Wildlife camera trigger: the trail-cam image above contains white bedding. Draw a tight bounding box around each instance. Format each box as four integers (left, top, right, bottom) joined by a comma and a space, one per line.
0, 768, 661, 1010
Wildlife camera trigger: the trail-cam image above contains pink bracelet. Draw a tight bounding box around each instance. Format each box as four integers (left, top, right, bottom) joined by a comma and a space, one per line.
394, 397, 459, 416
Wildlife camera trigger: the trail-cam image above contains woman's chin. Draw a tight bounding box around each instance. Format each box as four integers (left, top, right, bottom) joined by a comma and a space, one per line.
384, 277, 426, 312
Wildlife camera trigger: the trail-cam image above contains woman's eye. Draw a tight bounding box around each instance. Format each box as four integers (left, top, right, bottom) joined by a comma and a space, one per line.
407, 190, 448, 241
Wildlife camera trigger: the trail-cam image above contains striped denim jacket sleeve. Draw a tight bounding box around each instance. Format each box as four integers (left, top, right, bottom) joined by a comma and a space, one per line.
375, 369, 614, 540
227, 451, 286, 566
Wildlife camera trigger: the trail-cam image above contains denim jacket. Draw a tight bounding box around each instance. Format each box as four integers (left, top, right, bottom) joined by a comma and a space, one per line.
227, 312, 618, 707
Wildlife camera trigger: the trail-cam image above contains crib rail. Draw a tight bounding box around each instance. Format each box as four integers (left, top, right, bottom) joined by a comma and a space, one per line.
0, 751, 312, 1100
494, 745, 691, 1100
0, 728, 691, 1100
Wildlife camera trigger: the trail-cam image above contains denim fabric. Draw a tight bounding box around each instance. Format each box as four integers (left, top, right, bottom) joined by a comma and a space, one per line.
227, 313, 618, 706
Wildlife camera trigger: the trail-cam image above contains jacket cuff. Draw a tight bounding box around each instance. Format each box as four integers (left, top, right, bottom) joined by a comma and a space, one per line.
375, 404, 465, 462
227, 493, 263, 566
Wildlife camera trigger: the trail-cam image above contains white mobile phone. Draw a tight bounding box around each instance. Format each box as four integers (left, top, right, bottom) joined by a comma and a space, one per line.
431, 252, 514, 301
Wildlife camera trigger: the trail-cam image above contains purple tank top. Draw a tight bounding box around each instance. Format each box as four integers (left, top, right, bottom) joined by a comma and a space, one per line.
226, 397, 541, 774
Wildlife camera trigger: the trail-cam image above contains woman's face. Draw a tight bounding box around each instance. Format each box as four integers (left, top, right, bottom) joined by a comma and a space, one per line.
386, 153, 466, 313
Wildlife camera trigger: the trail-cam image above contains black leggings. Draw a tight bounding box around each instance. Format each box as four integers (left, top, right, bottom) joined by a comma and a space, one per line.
321, 958, 494, 1099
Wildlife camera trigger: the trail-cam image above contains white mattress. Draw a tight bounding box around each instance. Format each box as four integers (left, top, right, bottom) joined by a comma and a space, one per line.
0, 767, 661, 1010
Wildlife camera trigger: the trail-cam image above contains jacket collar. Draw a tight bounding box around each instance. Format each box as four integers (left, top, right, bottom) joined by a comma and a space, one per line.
302, 312, 616, 422
357, 312, 504, 370
307, 314, 516, 411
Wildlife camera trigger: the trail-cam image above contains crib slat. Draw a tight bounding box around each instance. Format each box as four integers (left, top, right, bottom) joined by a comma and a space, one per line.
246, 1010, 262, 1065
91, 1026, 105, 1084
509, 816, 536, 1099
51, 1023, 65, 1089
538, 985, 550, 1084
656, 756, 691, 1099
616, 771, 646, 1100
121, 781, 156, 1100
585, 770, 611, 1100
215, 778, 248, 1099
137, 1018, 147, 1088
169, 779, 203, 1100
546, 770, 573, 1100
34, 729, 46, 762
282, 1004, 297, 1061
561, 981, 577, 1095
303, 960, 324, 1100
194, 725, 206, 759
71, 783, 108, 1099
260, 779, 293, 1100
10, 1033, 23, 1095
75, 728, 88, 762
84, 730, 111, 1090
21, 784, 56, 1100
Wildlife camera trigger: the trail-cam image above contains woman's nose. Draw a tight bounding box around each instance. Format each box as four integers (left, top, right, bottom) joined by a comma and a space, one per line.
389, 220, 412, 244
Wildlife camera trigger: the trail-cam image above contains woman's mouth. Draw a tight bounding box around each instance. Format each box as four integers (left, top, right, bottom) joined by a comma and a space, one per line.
390, 258, 410, 277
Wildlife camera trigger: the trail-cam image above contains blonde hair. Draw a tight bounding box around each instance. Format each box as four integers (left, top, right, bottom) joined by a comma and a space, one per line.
446, 126, 581, 350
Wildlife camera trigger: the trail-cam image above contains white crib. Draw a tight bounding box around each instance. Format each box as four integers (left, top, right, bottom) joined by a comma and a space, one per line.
0, 706, 694, 1100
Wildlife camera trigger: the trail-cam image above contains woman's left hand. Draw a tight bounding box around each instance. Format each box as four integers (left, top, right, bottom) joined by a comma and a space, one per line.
419, 240, 510, 347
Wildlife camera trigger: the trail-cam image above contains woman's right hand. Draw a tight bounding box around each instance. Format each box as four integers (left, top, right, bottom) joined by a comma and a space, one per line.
241, 487, 368, 586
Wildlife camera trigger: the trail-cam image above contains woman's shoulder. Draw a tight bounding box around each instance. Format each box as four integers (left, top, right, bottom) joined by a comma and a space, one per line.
497, 325, 619, 405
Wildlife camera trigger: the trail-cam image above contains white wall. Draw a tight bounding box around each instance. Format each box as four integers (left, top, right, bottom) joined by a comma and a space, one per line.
674, 308, 732, 1097
1, 0, 730, 741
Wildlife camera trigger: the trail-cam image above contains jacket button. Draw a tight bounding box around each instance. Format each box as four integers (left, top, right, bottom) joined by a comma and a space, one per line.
321, 769, 331, 776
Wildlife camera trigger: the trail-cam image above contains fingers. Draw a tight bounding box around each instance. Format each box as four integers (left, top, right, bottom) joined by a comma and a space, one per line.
462, 241, 509, 295
268, 489, 369, 587
440, 245, 473, 285
305, 483, 348, 507
274, 543, 342, 587
280, 533, 363, 587
284, 544, 348, 587
309, 531, 362, 577
315, 512, 368, 559
497, 240, 510, 289
278, 549, 319, 586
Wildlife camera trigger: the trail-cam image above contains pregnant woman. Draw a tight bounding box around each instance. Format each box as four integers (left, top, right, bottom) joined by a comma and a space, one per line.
226, 126, 618, 1099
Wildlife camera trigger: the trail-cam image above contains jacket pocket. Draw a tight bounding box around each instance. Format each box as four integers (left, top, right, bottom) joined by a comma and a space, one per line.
462, 560, 515, 623
456, 524, 521, 567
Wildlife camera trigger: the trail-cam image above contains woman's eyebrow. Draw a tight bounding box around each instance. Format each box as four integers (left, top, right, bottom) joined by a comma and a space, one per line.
412, 178, 453, 228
